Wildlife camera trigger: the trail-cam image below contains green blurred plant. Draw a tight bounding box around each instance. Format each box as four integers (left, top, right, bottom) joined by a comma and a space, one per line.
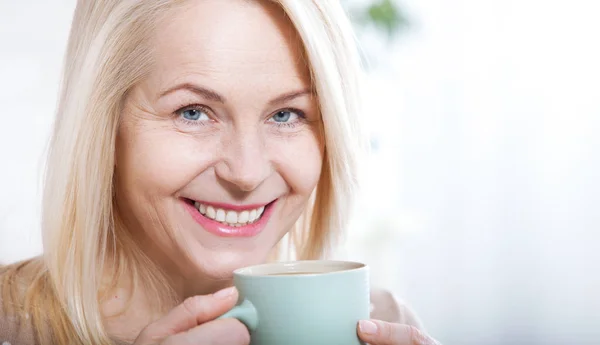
348, 0, 408, 39
366, 0, 407, 37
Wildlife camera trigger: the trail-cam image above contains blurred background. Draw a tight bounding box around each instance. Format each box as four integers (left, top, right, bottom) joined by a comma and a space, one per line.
0, 0, 598, 344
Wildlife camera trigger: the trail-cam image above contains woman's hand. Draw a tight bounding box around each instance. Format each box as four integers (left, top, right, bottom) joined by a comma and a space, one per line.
358, 319, 441, 345
133, 286, 249, 345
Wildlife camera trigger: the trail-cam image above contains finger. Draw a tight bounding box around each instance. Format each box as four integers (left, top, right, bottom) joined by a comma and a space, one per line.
357, 320, 441, 345
135, 286, 238, 343
164, 318, 250, 345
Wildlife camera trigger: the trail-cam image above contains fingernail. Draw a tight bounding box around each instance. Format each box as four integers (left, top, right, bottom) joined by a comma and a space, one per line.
359, 320, 378, 335
214, 286, 236, 299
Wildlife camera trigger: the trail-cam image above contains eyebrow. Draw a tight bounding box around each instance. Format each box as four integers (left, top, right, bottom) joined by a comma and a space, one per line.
159, 83, 225, 103
268, 89, 313, 106
158, 83, 312, 106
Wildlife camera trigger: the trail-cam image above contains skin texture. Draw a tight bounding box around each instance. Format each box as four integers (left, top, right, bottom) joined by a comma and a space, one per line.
105, 1, 441, 344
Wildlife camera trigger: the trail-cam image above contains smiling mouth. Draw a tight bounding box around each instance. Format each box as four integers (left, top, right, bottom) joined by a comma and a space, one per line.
183, 198, 275, 228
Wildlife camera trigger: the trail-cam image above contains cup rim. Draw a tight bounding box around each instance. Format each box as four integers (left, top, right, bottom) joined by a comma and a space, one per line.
233, 260, 366, 277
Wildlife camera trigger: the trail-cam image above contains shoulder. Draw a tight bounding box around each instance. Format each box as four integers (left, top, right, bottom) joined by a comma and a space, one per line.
0, 259, 42, 345
370, 288, 425, 330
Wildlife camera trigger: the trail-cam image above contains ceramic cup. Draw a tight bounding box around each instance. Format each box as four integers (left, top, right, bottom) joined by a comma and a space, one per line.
217, 260, 369, 345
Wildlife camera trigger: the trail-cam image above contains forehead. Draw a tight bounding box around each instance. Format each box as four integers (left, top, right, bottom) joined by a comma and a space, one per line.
148, 0, 310, 91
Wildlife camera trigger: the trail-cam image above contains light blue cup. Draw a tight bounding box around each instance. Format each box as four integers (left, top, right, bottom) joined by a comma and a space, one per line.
218, 260, 369, 345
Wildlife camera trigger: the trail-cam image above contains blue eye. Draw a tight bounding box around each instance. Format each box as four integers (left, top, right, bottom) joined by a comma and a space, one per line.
270, 110, 300, 123
180, 108, 209, 122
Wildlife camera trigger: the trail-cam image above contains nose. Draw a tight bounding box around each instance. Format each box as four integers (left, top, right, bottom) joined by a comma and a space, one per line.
214, 128, 271, 192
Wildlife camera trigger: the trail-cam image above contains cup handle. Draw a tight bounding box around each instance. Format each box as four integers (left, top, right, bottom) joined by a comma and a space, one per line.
217, 299, 259, 332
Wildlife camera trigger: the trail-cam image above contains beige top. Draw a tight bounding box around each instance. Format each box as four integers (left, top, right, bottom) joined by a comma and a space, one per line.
0, 269, 423, 345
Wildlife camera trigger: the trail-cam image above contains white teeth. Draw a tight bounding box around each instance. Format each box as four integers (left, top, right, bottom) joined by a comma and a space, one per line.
238, 210, 249, 223
216, 209, 226, 222
225, 211, 238, 223
206, 206, 216, 219
193, 201, 269, 226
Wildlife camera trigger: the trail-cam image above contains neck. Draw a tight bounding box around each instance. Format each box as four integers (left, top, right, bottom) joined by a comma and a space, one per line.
101, 255, 234, 343
101, 224, 234, 342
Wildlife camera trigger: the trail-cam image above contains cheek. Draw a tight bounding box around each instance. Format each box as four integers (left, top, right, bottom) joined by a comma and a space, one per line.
272, 131, 323, 195
116, 121, 218, 198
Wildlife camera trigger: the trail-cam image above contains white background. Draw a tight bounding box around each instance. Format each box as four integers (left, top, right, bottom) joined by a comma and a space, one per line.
1, 1, 599, 344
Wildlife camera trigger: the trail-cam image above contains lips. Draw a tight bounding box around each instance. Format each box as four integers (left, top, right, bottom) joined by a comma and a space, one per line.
182, 198, 277, 237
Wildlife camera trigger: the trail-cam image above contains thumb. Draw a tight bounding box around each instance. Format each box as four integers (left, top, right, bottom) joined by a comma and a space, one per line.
135, 286, 238, 343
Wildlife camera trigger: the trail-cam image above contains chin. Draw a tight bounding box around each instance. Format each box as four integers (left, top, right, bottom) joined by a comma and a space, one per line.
185, 244, 271, 280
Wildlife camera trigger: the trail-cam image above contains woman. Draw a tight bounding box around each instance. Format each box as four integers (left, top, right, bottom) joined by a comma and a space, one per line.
1, 0, 440, 344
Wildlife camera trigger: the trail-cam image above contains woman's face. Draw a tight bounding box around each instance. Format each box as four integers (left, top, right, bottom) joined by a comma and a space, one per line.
115, 0, 323, 282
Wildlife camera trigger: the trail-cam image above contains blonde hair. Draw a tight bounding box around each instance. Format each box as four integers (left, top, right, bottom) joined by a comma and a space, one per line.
2, 0, 365, 344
